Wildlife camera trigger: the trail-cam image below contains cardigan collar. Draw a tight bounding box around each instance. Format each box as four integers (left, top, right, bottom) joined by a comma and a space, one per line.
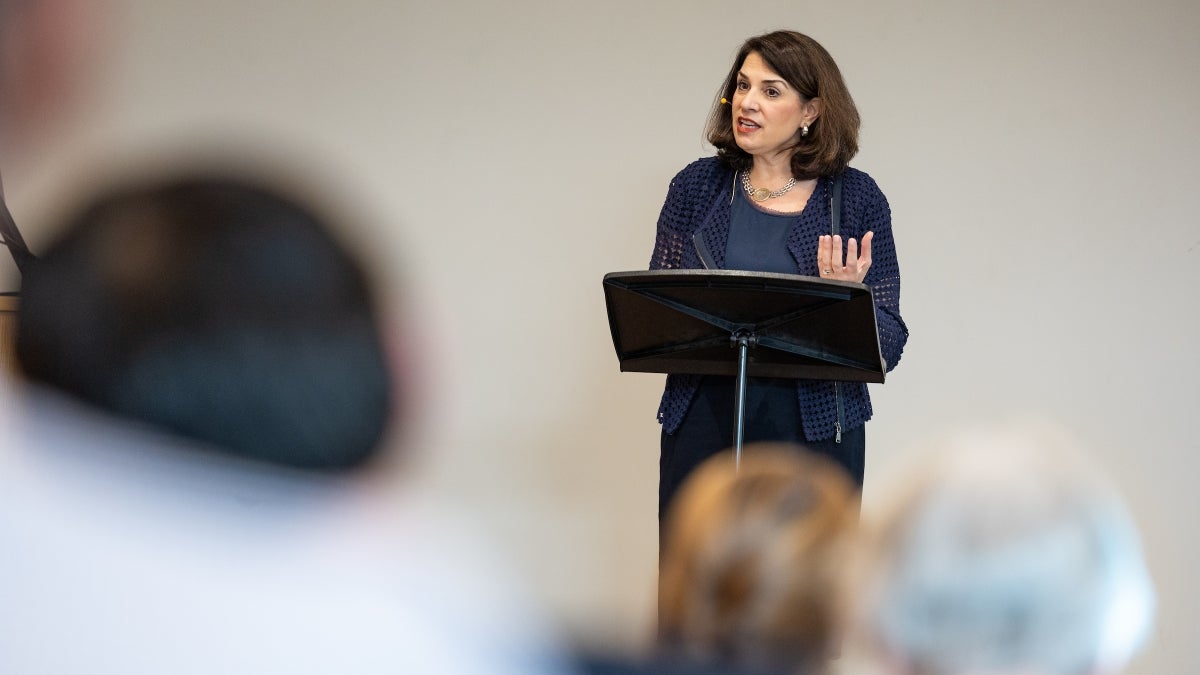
695, 168, 834, 276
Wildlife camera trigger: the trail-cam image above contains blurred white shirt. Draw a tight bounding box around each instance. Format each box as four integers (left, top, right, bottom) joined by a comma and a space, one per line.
0, 376, 566, 675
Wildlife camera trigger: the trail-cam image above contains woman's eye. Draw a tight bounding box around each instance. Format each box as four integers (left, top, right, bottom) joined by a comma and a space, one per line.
766, 88, 780, 97
736, 81, 749, 91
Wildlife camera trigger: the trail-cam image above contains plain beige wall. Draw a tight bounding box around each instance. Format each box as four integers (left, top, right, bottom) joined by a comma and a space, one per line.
4, 1, 1197, 671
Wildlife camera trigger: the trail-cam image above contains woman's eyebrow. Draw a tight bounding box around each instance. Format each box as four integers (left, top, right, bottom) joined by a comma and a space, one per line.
736, 71, 790, 88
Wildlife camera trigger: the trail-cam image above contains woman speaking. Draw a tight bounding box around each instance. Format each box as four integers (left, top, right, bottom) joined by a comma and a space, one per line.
651, 30, 908, 520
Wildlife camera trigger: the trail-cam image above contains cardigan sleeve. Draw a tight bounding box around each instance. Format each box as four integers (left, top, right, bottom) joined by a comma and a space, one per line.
649, 168, 693, 270
853, 174, 908, 373
649, 158, 725, 270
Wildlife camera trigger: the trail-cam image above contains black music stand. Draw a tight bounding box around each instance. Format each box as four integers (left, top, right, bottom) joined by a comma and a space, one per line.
603, 269, 885, 466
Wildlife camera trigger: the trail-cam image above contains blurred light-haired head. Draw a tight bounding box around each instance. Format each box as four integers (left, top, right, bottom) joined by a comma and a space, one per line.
659, 444, 858, 674
853, 421, 1154, 675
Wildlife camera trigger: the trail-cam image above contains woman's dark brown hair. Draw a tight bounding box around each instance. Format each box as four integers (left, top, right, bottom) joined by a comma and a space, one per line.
706, 30, 860, 179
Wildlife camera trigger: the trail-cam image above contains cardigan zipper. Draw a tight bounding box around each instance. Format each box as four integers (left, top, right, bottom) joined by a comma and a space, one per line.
693, 231, 717, 270
830, 174, 844, 444
833, 382, 845, 444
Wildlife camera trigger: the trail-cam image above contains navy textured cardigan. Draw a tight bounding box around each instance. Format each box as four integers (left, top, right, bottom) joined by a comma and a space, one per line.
649, 157, 908, 442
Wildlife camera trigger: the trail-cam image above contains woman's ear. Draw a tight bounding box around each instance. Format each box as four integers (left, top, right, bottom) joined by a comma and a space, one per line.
803, 97, 823, 128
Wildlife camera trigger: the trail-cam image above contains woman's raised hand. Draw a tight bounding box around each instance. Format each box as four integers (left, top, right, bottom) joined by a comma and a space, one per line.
817, 232, 873, 283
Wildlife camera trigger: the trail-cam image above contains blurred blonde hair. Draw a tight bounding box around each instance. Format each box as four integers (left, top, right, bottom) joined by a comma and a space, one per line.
658, 444, 858, 674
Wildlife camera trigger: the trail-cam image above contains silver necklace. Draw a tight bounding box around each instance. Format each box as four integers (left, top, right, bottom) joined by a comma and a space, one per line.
741, 171, 797, 202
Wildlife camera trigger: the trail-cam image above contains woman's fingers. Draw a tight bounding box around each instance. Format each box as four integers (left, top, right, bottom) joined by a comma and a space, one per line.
818, 233, 874, 282
858, 231, 874, 278
831, 235, 847, 279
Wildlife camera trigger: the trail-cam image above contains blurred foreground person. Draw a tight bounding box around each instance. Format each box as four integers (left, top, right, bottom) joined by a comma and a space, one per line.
0, 171, 564, 674
850, 422, 1155, 675
656, 444, 858, 675
16, 174, 392, 469
3, 5, 561, 672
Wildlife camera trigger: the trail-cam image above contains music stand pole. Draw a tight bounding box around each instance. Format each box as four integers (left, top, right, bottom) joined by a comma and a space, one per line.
731, 330, 755, 470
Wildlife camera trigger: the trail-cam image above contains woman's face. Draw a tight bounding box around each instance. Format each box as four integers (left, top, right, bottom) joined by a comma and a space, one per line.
731, 51, 812, 163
